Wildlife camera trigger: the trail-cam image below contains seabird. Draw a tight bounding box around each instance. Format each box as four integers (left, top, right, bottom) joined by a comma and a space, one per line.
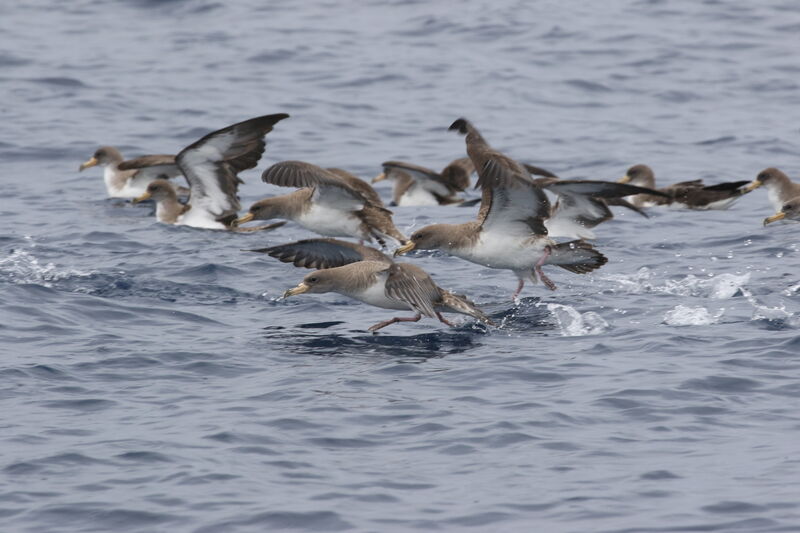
742, 168, 800, 212
618, 164, 750, 210
395, 118, 644, 298
763, 197, 800, 226
250, 238, 494, 331
79, 147, 183, 198
132, 113, 290, 230
235, 161, 409, 246
372, 158, 475, 206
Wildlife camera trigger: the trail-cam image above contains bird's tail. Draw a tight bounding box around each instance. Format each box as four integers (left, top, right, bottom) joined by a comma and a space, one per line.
546, 240, 608, 273
439, 290, 496, 326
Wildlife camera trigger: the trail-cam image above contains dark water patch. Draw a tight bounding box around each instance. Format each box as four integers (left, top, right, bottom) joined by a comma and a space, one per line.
195, 511, 353, 532
640, 469, 681, 480
32, 505, 183, 531
28, 77, 87, 88
116, 451, 174, 463
39, 398, 117, 411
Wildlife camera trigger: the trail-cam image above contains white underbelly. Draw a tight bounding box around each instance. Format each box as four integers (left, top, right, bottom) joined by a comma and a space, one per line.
398, 186, 439, 207
348, 279, 412, 311
105, 168, 150, 198
453, 233, 549, 271
297, 204, 363, 238
176, 208, 227, 230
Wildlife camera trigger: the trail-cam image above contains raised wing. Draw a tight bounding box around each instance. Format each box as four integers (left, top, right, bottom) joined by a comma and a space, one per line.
177, 113, 289, 223
263, 161, 370, 210
326, 168, 385, 207
384, 263, 440, 319
439, 157, 475, 191
248, 238, 390, 269
476, 161, 550, 237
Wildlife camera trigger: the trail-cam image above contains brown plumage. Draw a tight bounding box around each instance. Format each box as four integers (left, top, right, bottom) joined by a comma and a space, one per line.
237, 161, 408, 246
619, 164, 750, 210
743, 167, 800, 212
373, 158, 475, 206
251, 238, 494, 331
79, 146, 184, 198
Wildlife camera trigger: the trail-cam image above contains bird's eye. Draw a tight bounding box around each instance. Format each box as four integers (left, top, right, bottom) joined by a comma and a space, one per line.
308, 277, 318, 283
758, 172, 769, 181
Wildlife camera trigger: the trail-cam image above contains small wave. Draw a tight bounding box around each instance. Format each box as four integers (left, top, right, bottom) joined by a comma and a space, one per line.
604, 267, 749, 299
663, 305, 723, 326
546, 303, 609, 336
0, 249, 95, 287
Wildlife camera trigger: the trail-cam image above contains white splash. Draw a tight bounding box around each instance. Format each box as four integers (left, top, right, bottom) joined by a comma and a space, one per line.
605, 267, 749, 300
546, 303, 609, 336
740, 287, 796, 323
663, 305, 723, 326
0, 249, 94, 287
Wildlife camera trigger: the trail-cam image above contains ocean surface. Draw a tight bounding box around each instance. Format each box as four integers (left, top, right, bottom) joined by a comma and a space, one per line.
2, 0, 800, 531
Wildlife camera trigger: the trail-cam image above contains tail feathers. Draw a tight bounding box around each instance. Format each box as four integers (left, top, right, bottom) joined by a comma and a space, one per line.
359, 205, 408, 246
547, 240, 608, 274
439, 290, 496, 326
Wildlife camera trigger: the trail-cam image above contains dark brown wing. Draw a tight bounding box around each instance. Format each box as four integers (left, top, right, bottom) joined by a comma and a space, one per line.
384, 263, 440, 318
263, 161, 368, 210
248, 238, 390, 269
177, 113, 289, 221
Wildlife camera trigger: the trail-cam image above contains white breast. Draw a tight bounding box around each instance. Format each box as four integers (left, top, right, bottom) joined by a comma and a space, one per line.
453, 233, 549, 271
767, 186, 784, 211
297, 203, 363, 238
346, 274, 411, 311
176, 208, 227, 230
398, 185, 440, 206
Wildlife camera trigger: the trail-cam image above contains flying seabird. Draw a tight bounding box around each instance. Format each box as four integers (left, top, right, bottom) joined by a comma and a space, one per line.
372, 158, 475, 206
742, 168, 800, 212
235, 161, 409, 246
394, 118, 651, 298
250, 238, 494, 331
132, 113, 290, 230
618, 164, 751, 210
79, 147, 183, 198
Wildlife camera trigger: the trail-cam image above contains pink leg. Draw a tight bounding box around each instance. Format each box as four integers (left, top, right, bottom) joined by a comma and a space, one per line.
512, 278, 525, 301
436, 312, 455, 327
368, 313, 422, 332
535, 246, 557, 291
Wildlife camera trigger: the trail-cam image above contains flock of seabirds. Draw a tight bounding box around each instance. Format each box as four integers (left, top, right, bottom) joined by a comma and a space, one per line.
78, 113, 799, 331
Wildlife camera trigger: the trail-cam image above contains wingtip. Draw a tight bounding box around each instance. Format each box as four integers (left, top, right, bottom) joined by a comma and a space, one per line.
448, 118, 470, 134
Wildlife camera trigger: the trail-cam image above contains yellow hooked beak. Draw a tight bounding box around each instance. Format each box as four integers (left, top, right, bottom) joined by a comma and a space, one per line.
742, 180, 762, 193
132, 191, 151, 204
232, 213, 255, 227
372, 172, 387, 184
79, 157, 98, 171
283, 282, 310, 298
763, 212, 786, 226
617, 174, 631, 184
394, 241, 416, 257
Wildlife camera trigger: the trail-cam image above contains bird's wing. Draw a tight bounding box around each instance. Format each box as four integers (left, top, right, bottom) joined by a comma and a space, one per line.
327, 168, 386, 207
382, 161, 452, 197
476, 161, 550, 237
263, 161, 368, 210
177, 113, 289, 222
249, 238, 390, 269
384, 263, 440, 319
